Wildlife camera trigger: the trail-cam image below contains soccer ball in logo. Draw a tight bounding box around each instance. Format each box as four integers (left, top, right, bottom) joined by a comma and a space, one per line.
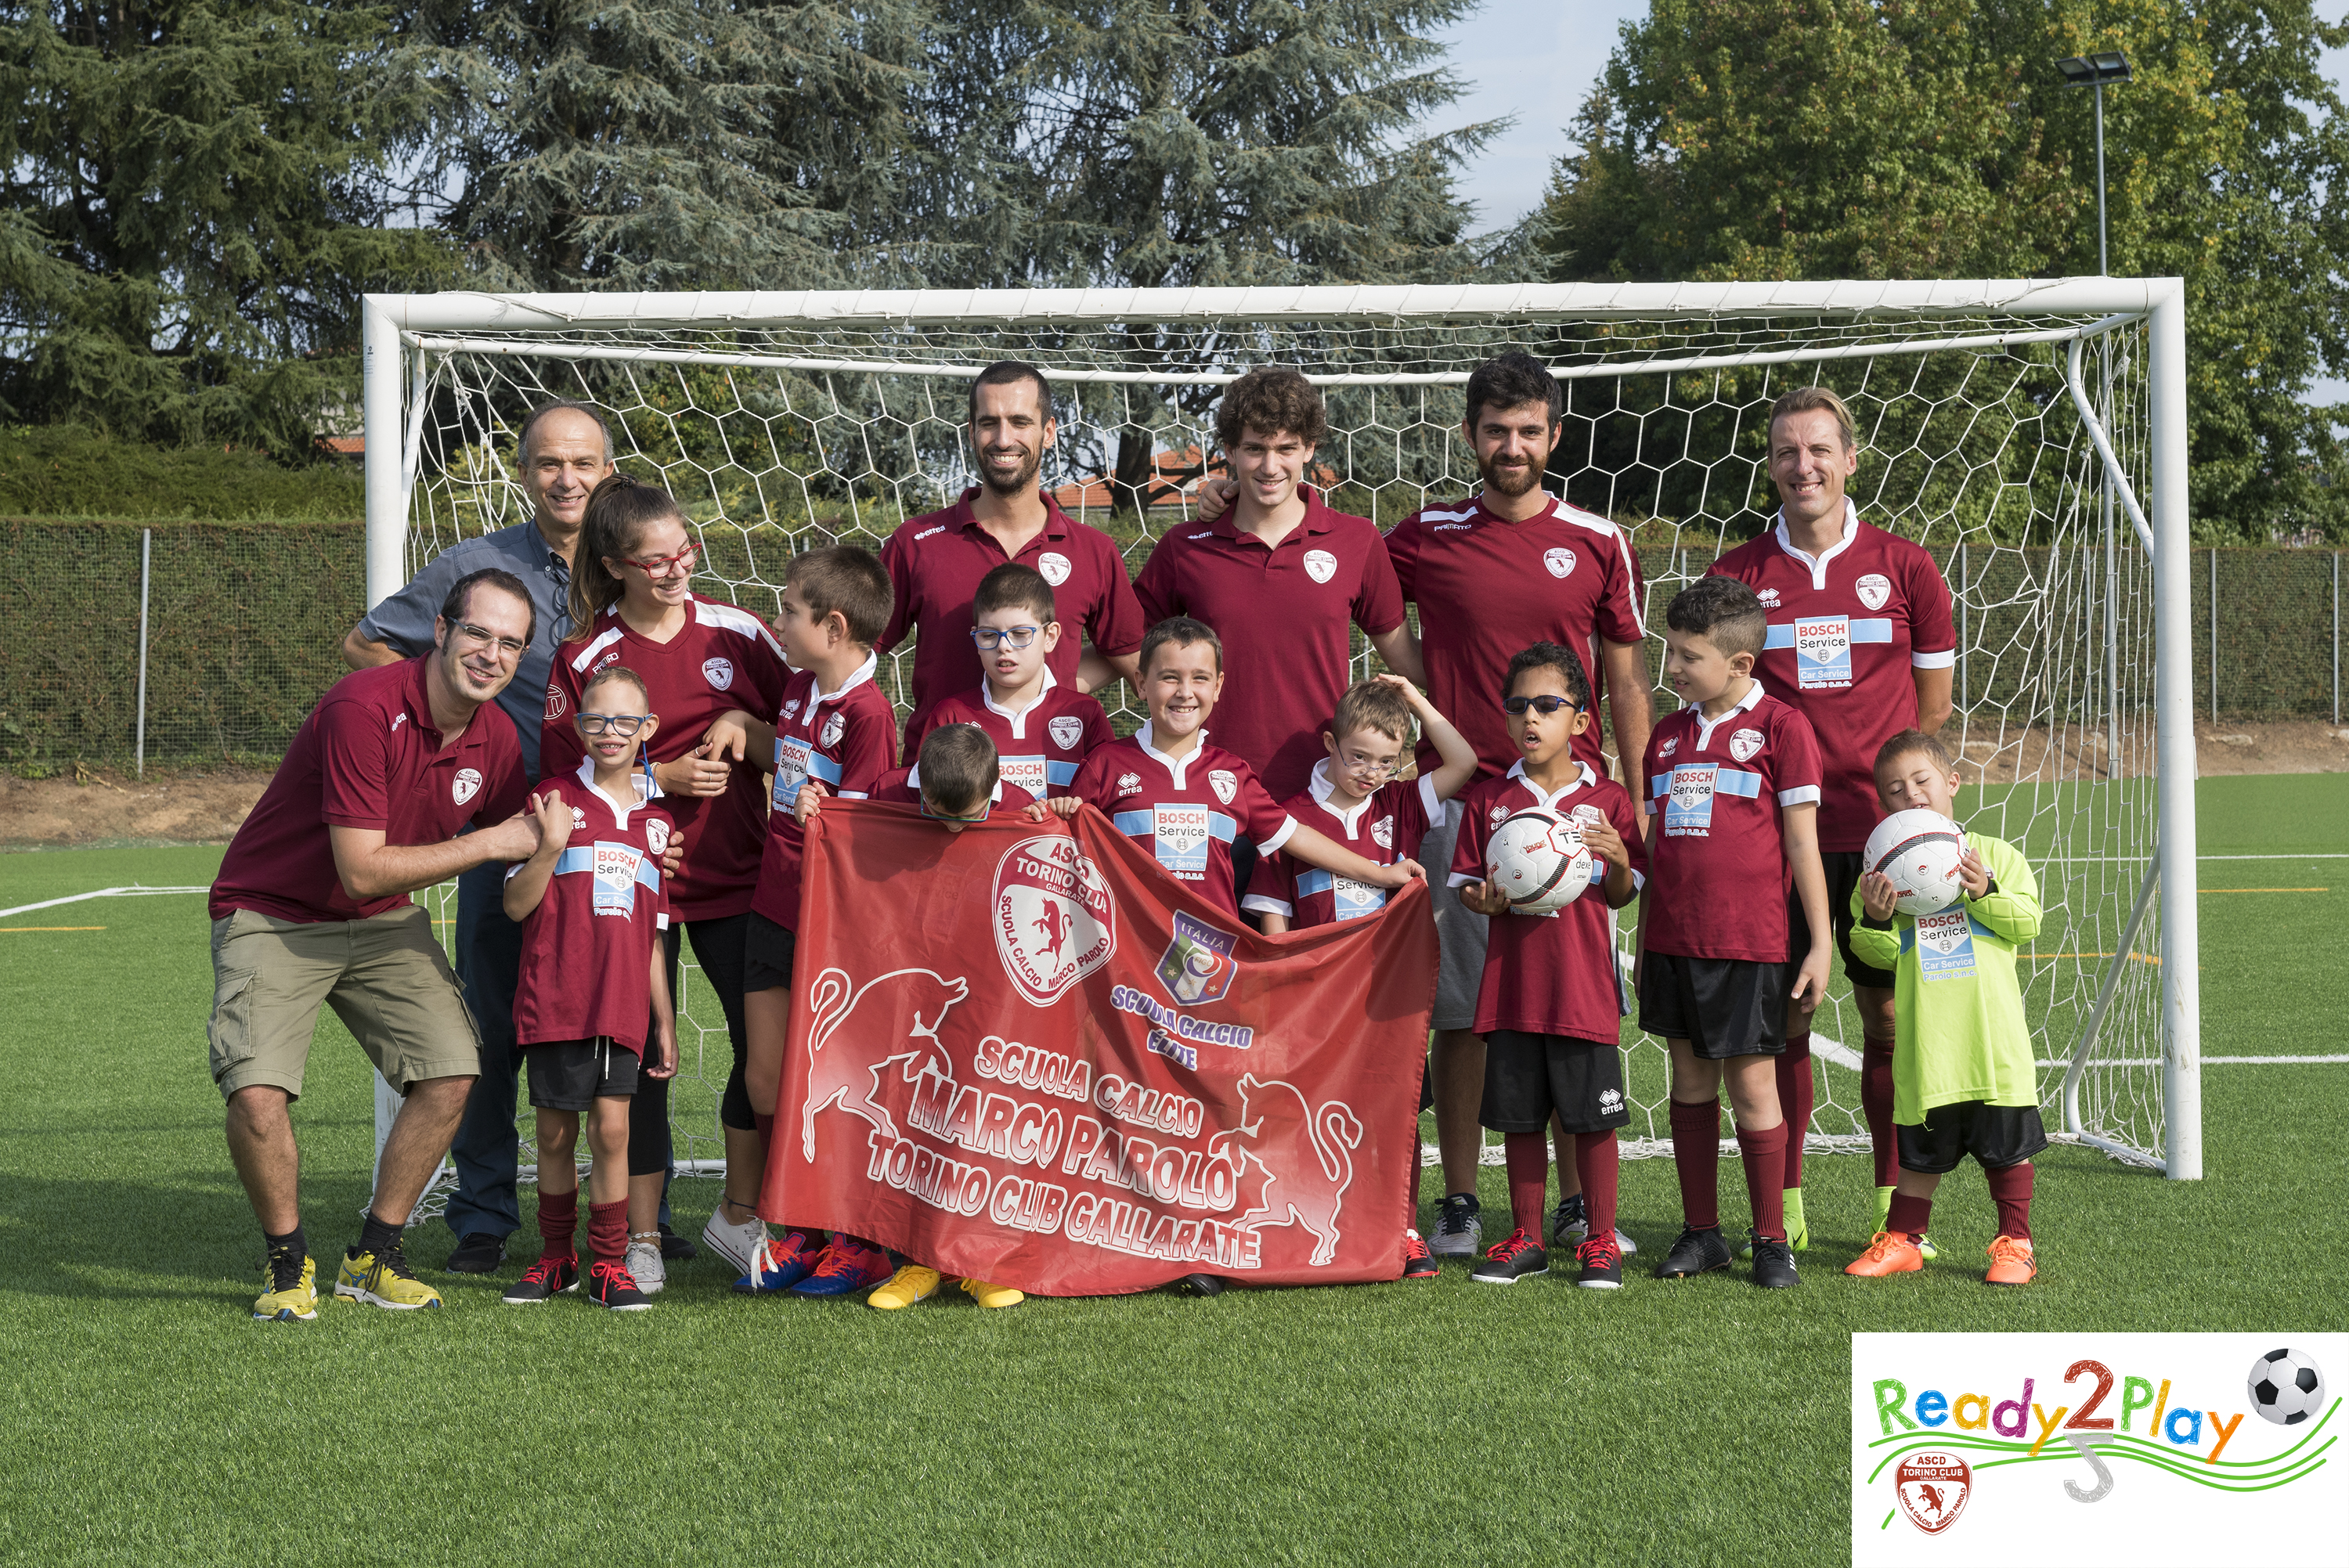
2248, 1348, 2326, 1425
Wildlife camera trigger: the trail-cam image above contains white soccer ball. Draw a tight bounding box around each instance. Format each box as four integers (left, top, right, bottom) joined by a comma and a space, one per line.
2247, 1347, 2327, 1426
1487, 807, 1593, 916
1863, 809, 1968, 917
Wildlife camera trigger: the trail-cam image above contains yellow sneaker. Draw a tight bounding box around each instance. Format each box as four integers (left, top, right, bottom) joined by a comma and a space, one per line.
959, 1278, 1024, 1310
868, 1264, 942, 1310
333, 1244, 443, 1310
254, 1251, 318, 1321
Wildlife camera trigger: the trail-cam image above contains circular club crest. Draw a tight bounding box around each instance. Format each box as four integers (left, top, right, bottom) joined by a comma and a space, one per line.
1207, 770, 1239, 805
821, 710, 846, 748
994, 834, 1116, 1004
1370, 816, 1394, 849
1729, 727, 1766, 762
1036, 551, 1073, 586
453, 768, 483, 806
1893, 1451, 1970, 1536
1543, 546, 1576, 579
645, 818, 670, 856
1048, 716, 1084, 751
544, 683, 568, 720
1856, 571, 1893, 611
702, 657, 735, 691
1302, 549, 1338, 584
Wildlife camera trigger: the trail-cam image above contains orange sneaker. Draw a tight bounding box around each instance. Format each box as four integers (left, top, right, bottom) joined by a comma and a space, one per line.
1845, 1231, 1925, 1277
1983, 1235, 2037, 1286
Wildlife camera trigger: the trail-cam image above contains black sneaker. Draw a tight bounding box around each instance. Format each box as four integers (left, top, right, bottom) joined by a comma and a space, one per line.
1401, 1229, 1439, 1281
1429, 1192, 1482, 1258
501, 1254, 579, 1303
1171, 1273, 1227, 1297
1654, 1225, 1734, 1279
445, 1231, 508, 1274
1575, 1233, 1623, 1290
587, 1259, 653, 1310
1749, 1230, 1801, 1289
657, 1223, 697, 1262
1550, 1191, 1586, 1247
1470, 1227, 1548, 1284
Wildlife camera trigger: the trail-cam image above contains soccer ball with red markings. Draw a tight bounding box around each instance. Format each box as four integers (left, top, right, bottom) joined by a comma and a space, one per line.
2248, 1348, 2326, 1426
1863, 809, 1967, 916
1486, 808, 1592, 916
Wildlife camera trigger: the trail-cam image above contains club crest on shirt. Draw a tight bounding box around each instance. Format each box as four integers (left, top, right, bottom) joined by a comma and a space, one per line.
1856, 572, 1892, 611
544, 683, 567, 720
453, 768, 482, 806
1730, 727, 1766, 762
821, 711, 845, 748
702, 657, 734, 690
1036, 551, 1073, 586
1302, 549, 1337, 584
1117, 771, 1143, 798
1049, 716, 1084, 751
1207, 770, 1238, 805
1571, 802, 1605, 827
645, 818, 669, 856
1755, 586, 1781, 608
1543, 546, 1576, 579
1371, 816, 1393, 849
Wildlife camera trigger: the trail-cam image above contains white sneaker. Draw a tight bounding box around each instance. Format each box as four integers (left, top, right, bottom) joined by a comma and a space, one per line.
1550, 1196, 1638, 1255
1429, 1194, 1483, 1258
625, 1235, 666, 1295
699, 1202, 769, 1277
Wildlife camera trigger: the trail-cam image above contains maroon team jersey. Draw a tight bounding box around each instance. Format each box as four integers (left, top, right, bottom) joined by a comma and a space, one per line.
878, 489, 1146, 746
1637, 684, 1823, 964
1384, 492, 1647, 780
911, 673, 1114, 804
1132, 491, 1406, 798
211, 658, 527, 924
749, 655, 899, 930
541, 596, 790, 922
1448, 762, 1647, 1040
1243, 762, 1440, 928
1708, 505, 1955, 851
1068, 726, 1298, 918
509, 769, 675, 1051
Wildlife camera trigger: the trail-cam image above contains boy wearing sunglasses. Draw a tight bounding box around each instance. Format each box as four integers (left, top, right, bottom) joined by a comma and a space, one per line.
911, 563, 1113, 805
1449, 643, 1646, 1288
501, 665, 679, 1310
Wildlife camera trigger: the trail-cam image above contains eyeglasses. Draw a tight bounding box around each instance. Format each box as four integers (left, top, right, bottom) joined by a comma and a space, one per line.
453, 622, 529, 658
579, 712, 651, 737
969, 625, 1041, 651
1502, 694, 1580, 716
920, 795, 992, 824
1336, 751, 1401, 778
620, 543, 698, 576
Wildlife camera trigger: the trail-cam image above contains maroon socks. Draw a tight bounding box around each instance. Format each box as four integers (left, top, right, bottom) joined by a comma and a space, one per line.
537, 1188, 578, 1259
1669, 1100, 1722, 1230
1736, 1122, 1788, 1240
588, 1199, 628, 1267
1861, 1038, 1898, 1188
1777, 1036, 1813, 1189
1886, 1191, 1933, 1240
1986, 1161, 2033, 1240
1574, 1130, 1620, 1244
1503, 1132, 1548, 1239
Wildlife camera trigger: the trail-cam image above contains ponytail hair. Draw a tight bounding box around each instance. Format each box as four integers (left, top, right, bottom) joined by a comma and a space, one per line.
566, 474, 687, 639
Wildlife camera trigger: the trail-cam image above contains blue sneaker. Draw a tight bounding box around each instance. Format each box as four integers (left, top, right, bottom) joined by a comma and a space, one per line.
731, 1231, 819, 1295
789, 1236, 892, 1297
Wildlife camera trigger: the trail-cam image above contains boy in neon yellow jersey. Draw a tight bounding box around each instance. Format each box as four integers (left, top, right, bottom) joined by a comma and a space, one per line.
1844, 729, 2044, 1286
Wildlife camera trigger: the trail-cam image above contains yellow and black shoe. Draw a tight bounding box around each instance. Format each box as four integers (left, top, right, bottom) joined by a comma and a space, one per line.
253, 1248, 318, 1321
334, 1242, 443, 1310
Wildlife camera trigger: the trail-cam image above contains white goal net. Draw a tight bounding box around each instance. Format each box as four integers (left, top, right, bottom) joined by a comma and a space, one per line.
363, 281, 2201, 1194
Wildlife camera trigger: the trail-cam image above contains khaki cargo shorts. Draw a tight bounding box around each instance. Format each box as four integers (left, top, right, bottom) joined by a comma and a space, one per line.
207, 903, 482, 1101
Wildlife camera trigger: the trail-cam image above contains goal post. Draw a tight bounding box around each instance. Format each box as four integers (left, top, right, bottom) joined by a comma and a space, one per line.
359, 278, 2201, 1189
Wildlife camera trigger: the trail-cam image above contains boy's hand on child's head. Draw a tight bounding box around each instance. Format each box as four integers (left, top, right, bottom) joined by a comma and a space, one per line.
1790, 946, 1832, 1013
1957, 846, 1991, 897
1860, 870, 1900, 922
792, 780, 829, 825
1371, 671, 1426, 708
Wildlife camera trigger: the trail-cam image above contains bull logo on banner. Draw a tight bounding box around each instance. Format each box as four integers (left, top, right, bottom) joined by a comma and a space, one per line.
799, 967, 969, 1159
994, 835, 1116, 1004
1211, 1075, 1362, 1266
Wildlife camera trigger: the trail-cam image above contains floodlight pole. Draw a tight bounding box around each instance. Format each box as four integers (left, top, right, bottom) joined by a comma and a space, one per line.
2094, 82, 2109, 275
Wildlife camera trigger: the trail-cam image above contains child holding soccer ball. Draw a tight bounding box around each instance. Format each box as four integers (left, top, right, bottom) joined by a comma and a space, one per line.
1843, 730, 2046, 1286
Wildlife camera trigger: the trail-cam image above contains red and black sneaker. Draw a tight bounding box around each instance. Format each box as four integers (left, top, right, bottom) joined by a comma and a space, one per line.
1402, 1228, 1438, 1281
1575, 1232, 1624, 1290
500, 1253, 579, 1303
586, 1258, 652, 1311
1469, 1227, 1549, 1285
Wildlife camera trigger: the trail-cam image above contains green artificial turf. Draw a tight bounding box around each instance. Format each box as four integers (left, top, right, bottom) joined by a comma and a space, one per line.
2, 777, 2346, 1565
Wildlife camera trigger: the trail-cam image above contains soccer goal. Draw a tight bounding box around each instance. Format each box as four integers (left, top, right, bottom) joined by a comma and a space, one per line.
359, 279, 2200, 1191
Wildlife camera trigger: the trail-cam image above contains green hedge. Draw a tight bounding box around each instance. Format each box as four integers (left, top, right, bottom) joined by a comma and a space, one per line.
0, 426, 364, 521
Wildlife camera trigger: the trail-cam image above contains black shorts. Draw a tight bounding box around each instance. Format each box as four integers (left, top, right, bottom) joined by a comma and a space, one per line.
743, 911, 797, 995
1480, 1030, 1632, 1134
1897, 1101, 2049, 1174
525, 1036, 640, 1111
1637, 952, 1789, 1059
1790, 849, 1897, 990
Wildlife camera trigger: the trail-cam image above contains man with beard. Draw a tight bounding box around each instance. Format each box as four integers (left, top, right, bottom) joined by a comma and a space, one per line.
1380, 352, 1653, 1263
879, 362, 1146, 746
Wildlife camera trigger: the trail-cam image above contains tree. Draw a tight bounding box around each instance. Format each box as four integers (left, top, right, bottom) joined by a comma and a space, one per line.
1538, 0, 2349, 541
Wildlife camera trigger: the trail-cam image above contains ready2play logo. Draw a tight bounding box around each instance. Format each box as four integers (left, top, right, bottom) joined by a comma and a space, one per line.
1852, 1333, 2344, 1568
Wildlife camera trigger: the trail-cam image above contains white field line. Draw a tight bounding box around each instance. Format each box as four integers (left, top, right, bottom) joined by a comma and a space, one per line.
2033, 853, 2349, 864
2028, 1055, 2349, 1066
0, 885, 211, 921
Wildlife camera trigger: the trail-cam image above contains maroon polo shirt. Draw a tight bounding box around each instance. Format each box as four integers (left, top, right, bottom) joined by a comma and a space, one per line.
878, 488, 1146, 746
1133, 488, 1406, 799
211, 658, 528, 923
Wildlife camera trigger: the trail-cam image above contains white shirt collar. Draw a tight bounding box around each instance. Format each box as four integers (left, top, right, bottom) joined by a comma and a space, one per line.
980, 665, 1059, 738
572, 753, 662, 825
1304, 756, 1378, 837
1687, 679, 1768, 751
1502, 757, 1597, 807
799, 651, 878, 725
1773, 499, 1860, 591
1135, 721, 1209, 791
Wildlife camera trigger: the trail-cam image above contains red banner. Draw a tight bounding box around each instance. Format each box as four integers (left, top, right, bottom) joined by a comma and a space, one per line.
760, 800, 1438, 1295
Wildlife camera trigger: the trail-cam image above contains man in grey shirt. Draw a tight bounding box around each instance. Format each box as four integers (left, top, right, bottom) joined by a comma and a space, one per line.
341, 400, 622, 1271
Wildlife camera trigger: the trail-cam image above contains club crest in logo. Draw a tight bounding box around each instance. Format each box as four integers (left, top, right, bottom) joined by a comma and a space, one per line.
1117, 772, 1143, 797
1302, 549, 1337, 584
1730, 727, 1766, 762
645, 818, 669, 856
1049, 716, 1084, 751
1371, 816, 1393, 849
1543, 546, 1575, 579
1036, 551, 1073, 586
1893, 1451, 1971, 1535
993, 835, 1116, 1005
821, 710, 845, 748
544, 683, 567, 720
1208, 769, 1238, 805
1856, 572, 1893, 611
702, 657, 735, 690
1156, 912, 1238, 1007
453, 768, 482, 806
